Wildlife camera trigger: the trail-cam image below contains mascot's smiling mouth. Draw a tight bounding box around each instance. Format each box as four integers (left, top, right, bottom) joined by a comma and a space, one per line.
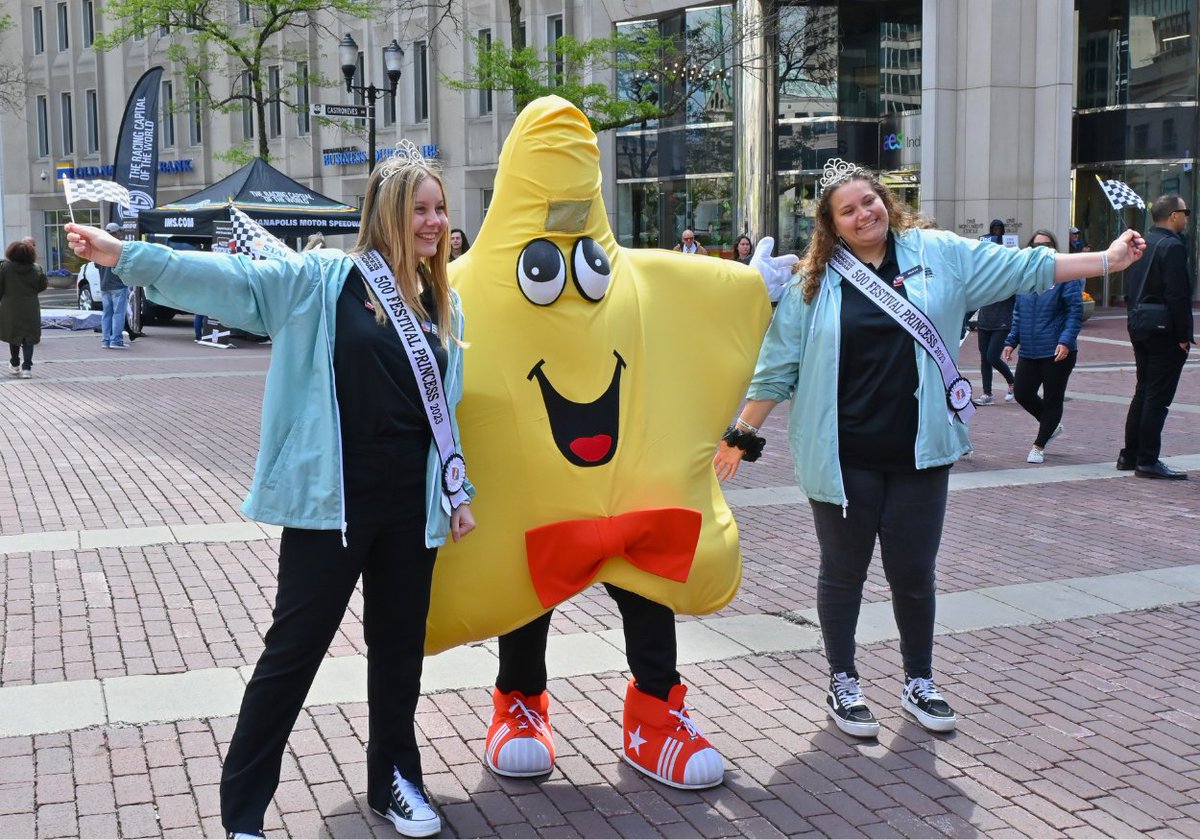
528, 351, 626, 467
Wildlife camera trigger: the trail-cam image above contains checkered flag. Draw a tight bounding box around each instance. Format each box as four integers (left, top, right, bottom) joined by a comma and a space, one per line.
229, 206, 294, 261
1096, 177, 1146, 212
61, 177, 132, 208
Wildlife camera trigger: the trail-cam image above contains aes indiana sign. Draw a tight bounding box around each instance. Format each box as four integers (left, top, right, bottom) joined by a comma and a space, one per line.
311, 103, 369, 119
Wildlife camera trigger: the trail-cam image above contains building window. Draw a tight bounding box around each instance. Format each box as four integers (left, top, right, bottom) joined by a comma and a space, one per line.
241, 73, 254, 140
85, 88, 99, 153
44, 208, 99, 274
56, 1, 69, 51
161, 80, 175, 147
414, 40, 429, 122
268, 65, 281, 137
477, 29, 493, 115
33, 7, 44, 55
189, 80, 203, 145
36, 95, 49, 157
546, 14, 564, 87
238, 1, 250, 23
296, 61, 310, 135
81, 0, 94, 48
60, 91, 73, 154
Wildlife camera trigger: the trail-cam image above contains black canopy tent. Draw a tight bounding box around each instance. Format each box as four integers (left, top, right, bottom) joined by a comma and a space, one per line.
137, 158, 360, 239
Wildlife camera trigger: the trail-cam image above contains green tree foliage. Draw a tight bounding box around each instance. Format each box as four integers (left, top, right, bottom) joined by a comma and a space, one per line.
94, 0, 379, 162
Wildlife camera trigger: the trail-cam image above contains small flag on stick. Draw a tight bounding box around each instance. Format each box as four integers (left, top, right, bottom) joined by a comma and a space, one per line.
1096, 176, 1146, 212
61, 177, 133, 208
229, 207, 294, 261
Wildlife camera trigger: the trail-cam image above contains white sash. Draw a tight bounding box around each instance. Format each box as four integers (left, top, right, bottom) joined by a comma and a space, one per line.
351, 250, 469, 512
828, 244, 974, 422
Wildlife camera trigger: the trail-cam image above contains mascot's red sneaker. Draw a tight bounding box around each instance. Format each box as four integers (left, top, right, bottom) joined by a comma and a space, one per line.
621, 679, 724, 790
484, 688, 556, 778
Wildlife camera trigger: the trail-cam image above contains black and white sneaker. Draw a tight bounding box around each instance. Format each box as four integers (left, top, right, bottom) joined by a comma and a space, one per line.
826, 672, 880, 738
372, 770, 442, 838
901, 676, 958, 732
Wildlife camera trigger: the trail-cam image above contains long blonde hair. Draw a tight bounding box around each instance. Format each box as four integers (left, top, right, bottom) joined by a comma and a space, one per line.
798, 170, 925, 304
350, 157, 453, 346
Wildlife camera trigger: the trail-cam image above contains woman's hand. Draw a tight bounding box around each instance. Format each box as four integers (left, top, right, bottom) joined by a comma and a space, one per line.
1106, 228, 1147, 272
713, 440, 745, 481
450, 503, 475, 542
65, 223, 123, 267
1002, 346, 1016, 363
1053, 343, 1070, 362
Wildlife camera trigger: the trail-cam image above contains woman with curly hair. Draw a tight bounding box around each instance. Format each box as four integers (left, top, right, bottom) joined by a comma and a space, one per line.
715, 159, 1144, 740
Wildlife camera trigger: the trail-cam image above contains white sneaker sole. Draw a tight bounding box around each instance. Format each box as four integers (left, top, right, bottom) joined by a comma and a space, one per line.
484, 751, 554, 778
372, 806, 441, 839
826, 705, 880, 738
901, 695, 958, 732
620, 751, 724, 790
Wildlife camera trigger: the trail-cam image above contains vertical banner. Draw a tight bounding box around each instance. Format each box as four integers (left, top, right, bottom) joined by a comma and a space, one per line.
109, 66, 165, 335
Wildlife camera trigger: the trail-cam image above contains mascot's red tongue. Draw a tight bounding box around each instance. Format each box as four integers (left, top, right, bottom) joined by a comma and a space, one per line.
570, 434, 613, 463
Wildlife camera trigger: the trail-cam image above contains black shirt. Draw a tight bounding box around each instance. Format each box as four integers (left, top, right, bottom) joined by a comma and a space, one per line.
837, 233, 921, 472
334, 267, 448, 444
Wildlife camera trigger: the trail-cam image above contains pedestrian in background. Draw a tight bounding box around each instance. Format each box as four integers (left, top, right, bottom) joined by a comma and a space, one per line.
302, 232, 326, 251
1119, 193, 1194, 480
0, 238, 48, 379
733, 234, 754, 265
714, 158, 1145, 741
100, 222, 130, 349
673, 229, 709, 255
449, 228, 471, 261
66, 145, 476, 839
971, 292, 1015, 405
1002, 231, 1083, 464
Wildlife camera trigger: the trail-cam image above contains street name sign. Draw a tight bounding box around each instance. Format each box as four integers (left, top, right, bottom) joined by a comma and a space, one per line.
311, 103, 369, 119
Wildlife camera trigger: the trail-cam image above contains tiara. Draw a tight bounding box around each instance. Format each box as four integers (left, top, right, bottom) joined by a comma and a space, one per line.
378, 139, 437, 182
818, 158, 869, 194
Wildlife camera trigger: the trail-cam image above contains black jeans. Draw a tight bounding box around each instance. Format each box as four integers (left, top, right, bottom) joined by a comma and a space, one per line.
497, 584, 679, 701
975, 329, 1013, 394
1123, 338, 1188, 466
220, 443, 436, 835
8, 341, 33, 371
1013, 352, 1077, 447
809, 465, 949, 680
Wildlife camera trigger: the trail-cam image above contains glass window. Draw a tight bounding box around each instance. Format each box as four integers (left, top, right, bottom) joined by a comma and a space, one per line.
268, 65, 281, 138
56, 1, 68, 50
777, 4, 838, 119
879, 20, 921, 114
44, 208, 99, 275
33, 7, 44, 55
60, 91, 73, 154
81, 0, 94, 48
1077, 2, 1196, 108
777, 175, 819, 255
414, 41, 429, 122
546, 14, 564, 87
161, 80, 175, 147
616, 181, 662, 248
36, 95, 49, 157
189, 80, 203, 145
238, 1, 250, 23
682, 6, 734, 125
615, 20, 661, 133
477, 29, 493, 115
85, 89, 99, 153
296, 61, 310, 135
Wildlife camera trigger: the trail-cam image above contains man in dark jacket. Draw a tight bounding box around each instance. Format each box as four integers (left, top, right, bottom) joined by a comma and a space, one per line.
1118, 194, 1194, 479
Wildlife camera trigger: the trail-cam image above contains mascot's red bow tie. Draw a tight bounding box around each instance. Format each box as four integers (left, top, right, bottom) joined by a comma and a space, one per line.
525, 508, 702, 608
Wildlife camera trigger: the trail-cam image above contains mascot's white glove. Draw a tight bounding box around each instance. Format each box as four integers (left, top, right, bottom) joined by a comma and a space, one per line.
750, 236, 800, 303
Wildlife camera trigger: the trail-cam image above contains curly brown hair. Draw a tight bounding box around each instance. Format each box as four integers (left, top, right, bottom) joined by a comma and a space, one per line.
798, 170, 927, 303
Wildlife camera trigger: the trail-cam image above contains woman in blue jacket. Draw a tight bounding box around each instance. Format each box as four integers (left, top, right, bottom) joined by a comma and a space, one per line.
1003, 230, 1084, 464
714, 159, 1144, 741
66, 148, 474, 840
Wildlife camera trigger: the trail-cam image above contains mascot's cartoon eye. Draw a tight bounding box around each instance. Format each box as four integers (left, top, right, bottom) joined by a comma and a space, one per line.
517, 238, 567, 306
571, 238, 611, 302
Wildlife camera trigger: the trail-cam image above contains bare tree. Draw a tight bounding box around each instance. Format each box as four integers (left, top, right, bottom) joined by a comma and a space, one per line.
0, 14, 31, 114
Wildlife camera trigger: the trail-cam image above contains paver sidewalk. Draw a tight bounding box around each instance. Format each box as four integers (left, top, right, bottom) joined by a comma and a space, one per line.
1, 313, 1198, 838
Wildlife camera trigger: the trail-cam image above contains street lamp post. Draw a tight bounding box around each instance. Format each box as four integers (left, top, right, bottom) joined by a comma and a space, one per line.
339, 34, 404, 174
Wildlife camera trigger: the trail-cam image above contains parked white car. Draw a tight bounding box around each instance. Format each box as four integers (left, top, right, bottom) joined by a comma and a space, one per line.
76, 262, 184, 324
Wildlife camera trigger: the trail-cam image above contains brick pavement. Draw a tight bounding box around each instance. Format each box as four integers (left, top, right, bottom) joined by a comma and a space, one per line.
1, 313, 1199, 838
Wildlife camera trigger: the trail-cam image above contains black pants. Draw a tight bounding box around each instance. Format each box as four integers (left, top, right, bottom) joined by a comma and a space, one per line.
221, 444, 435, 835
8, 341, 33, 371
1014, 352, 1077, 447
497, 584, 679, 701
976, 329, 1013, 394
809, 465, 949, 680
1123, 339, 1188, 466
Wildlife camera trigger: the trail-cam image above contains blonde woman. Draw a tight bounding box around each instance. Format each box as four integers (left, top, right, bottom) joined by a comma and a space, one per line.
715, 159, 1144, 740
67, 143, 474, 839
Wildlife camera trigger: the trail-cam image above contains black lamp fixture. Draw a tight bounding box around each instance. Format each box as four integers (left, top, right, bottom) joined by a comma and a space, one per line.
336, 33, 406, 174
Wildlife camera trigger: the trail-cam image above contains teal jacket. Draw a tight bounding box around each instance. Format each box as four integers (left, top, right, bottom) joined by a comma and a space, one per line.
747, 228, 1056, 509
113, 241, 472, 546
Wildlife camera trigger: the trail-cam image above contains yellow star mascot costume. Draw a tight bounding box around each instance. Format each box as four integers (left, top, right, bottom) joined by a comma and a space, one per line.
432, 96, 776, 790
